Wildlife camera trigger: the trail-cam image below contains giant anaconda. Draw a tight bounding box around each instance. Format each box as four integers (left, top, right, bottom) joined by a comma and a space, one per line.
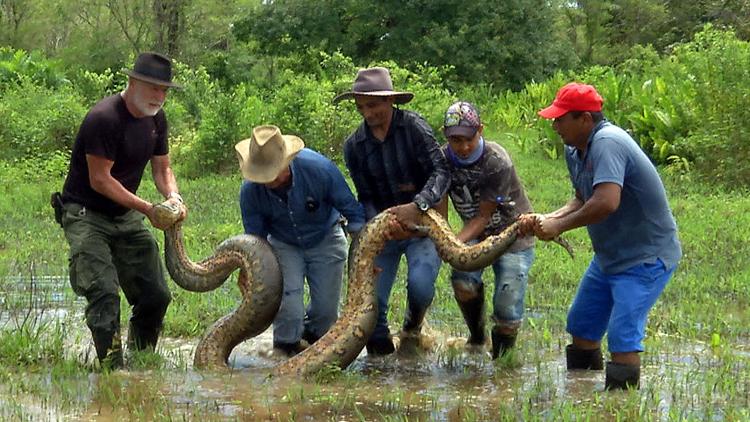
155, 201, 560, 376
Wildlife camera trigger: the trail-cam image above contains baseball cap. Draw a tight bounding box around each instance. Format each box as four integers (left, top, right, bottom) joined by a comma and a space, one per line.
443, 101, 481, 138
538, 82, 603, 119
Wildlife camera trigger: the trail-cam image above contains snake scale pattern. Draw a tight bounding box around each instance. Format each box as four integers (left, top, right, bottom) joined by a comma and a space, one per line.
155, 202, 537, 376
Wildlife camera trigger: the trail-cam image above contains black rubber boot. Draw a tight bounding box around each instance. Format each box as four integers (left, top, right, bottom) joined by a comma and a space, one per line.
301, 329, 320, 346
126, 322, 161, 352
565, 344, 604, 370
93, 327, 123, 370
605, 361, 640, 390
272, 341, 308, 358
491, 328, 516, 359
402, 303, 427, 334
366, 334, 396, 356
453, 281, 486, 345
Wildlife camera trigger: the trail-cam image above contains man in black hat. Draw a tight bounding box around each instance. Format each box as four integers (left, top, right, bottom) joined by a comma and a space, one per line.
334, 67, 450, 355
58, 52, 186, 369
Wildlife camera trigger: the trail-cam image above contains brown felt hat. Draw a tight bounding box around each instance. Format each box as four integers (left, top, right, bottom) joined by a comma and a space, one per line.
333, 67, 413, 104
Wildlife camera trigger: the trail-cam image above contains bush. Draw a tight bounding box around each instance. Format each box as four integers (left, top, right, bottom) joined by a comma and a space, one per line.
0, 79, 86, 160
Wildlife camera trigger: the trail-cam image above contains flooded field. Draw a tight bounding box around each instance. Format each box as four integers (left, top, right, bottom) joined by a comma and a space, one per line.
1, 276, 749, 421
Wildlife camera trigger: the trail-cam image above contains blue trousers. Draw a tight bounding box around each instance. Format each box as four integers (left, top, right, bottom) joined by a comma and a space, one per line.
371, 236, 442, 340
268, 225, 348, 345
451, 247, 535, 331
567, 258, 675, 353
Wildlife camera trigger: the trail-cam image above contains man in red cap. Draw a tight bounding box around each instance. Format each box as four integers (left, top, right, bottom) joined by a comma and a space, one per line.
521, 82, 682, 390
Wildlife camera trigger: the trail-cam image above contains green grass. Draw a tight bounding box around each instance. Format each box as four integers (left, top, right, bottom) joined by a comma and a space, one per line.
0, 129, 748, 420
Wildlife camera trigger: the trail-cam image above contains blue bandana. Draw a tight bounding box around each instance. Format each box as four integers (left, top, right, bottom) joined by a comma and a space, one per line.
447, 136, 485, 167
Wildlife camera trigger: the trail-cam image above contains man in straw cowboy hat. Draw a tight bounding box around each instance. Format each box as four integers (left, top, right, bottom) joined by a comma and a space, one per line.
235, 125, 365, 357
57, 52, 187, 369
334, 67, 450, 355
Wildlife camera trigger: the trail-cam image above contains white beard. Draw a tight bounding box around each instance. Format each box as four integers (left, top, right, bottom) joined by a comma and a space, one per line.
131, 91, 163, 117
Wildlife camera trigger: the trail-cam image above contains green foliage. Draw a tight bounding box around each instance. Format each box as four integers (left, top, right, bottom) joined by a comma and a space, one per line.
481, 25, 749, 188
0, 47, 70, 89
0, 317, 66, 367
0, 78, 86, 160
69, 68, 119, 106
233, 0, 574, 89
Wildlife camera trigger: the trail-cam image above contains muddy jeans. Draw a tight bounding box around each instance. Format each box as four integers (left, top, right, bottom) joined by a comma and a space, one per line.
451, 247, 535, 331
62, 202, 171, 356
371, 237, 442, 340
268, 224, 348, 345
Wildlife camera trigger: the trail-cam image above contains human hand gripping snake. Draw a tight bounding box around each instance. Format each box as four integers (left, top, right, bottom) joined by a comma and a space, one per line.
153, 200, 573, 377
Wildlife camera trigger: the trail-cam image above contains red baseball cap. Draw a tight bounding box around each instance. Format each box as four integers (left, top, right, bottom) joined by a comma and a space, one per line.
538, 82, 603, 119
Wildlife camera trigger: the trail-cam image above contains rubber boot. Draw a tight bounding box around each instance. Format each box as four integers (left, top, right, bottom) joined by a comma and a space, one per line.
491, 327, 516, 359
93, 327, 123, 370
126, 321, 161, 352
565, 344, 604, 370
402, 302, 427, 334
366, 334, 395, 356
398, 303, 428, 355
272, 341, 308, 358
605, 361, 640, 390
453, 281, 486, 346
301, 329, 320, 346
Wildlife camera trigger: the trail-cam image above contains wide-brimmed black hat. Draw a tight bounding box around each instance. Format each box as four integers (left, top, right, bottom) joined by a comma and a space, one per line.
333, 67, 413, 104
121, 52, 181, 88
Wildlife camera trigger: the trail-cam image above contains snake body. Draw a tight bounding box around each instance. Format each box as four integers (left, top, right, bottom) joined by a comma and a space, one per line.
274, 208, 520, 376
157, 203, 282, 369
157, 203, 536, 375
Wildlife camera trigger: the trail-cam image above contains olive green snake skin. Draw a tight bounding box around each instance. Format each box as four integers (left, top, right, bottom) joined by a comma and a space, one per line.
154, 201, 571, 376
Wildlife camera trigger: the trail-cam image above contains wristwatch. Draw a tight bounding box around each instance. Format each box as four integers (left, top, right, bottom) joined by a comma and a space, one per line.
413, 197, 429, 213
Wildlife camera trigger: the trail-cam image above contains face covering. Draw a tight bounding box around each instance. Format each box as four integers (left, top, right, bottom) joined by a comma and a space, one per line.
447, 136, 485, 167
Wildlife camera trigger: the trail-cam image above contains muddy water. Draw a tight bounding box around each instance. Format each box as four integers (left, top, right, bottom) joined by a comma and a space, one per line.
1, 279, 749, 421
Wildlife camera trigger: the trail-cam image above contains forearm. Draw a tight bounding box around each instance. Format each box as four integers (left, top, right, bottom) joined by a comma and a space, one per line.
153, 165, 179, 199
91, 175, 152, 214
552, 196, 614, 233
545, 197, 584, 219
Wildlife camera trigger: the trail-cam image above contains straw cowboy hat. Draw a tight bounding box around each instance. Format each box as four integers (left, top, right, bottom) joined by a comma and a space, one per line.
333, 67, 413, 104
121, 52, 181, 88
234, 125, 305, 183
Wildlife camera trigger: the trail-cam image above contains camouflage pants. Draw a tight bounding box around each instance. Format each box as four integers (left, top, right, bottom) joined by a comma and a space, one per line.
62, 202, 171, 361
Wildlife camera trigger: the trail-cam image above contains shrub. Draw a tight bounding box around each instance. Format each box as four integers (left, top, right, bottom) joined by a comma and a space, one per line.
0, 79, 86, 160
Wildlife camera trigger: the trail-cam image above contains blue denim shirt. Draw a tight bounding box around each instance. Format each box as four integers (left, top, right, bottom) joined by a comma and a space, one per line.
240, 148, 365, 248
565, 121, 681, 274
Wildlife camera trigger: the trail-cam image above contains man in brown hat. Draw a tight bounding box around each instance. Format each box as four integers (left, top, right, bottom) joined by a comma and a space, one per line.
57, 52, 186, 369
334, 67, 450, 355
236, 125, 365, 357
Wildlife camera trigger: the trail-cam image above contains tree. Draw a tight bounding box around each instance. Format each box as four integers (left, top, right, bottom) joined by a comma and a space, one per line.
233, 0, 574, 90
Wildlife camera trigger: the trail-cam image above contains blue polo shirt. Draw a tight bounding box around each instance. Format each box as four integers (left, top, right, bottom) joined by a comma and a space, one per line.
240, 148, 365, 248
566, 121, 682, 274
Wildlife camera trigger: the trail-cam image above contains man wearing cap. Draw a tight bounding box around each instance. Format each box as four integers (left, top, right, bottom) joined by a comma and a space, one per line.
521, 82, 681, 389
436, 101, 535, 359
59, 52, 187, 369
334, 67, 450, 355
235, 125, 365, 357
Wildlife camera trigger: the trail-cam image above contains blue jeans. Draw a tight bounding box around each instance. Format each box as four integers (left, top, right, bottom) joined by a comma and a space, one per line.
566, 258, 675, 353
451, 247, 535, 331
268, 224, 348, 344
371, 237, 442, 339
